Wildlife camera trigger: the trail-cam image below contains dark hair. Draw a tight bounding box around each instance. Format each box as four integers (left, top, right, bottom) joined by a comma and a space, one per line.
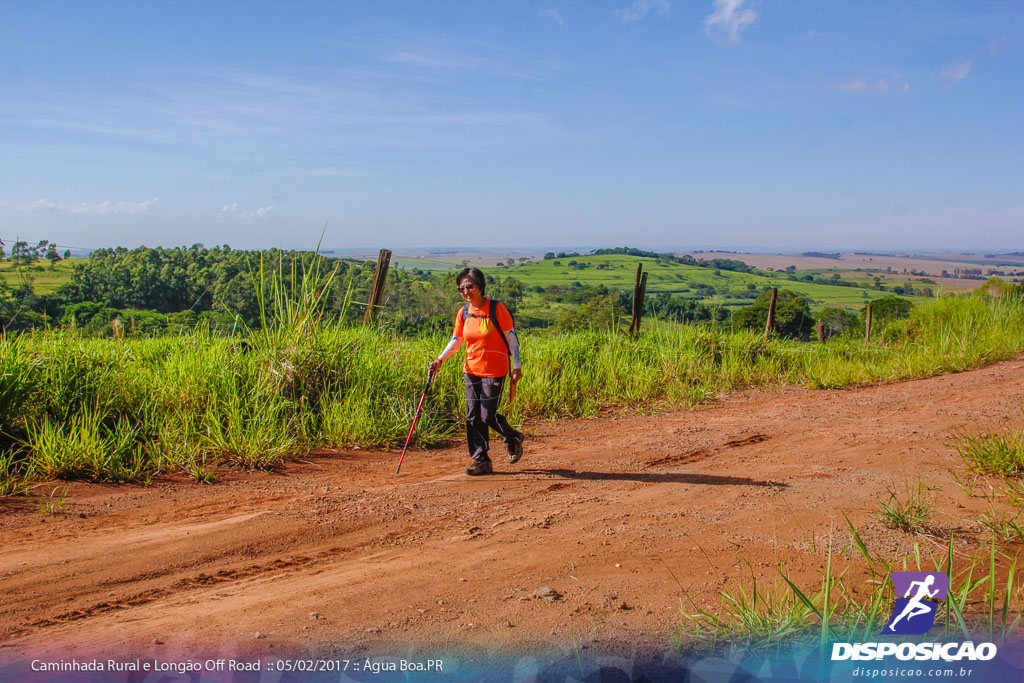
456, 267, 486, 295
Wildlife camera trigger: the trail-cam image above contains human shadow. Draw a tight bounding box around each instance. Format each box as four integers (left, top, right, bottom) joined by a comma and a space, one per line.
499, 468, 787, 488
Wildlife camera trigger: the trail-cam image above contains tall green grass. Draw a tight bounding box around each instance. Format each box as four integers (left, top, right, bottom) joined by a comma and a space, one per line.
1, 292, 1023, 489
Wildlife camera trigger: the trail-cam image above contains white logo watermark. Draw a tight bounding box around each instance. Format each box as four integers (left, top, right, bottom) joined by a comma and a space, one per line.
831, 642, 997, 662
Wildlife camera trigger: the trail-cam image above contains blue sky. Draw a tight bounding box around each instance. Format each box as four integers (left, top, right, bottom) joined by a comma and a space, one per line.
1, 1, 1021, 252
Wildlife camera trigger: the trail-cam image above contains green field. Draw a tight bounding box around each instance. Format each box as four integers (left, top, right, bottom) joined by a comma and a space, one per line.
0, 259, 80, 294
479, 255, 927, 308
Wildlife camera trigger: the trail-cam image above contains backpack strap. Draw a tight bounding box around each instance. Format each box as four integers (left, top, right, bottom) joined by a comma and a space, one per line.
462, 300, 513, 357
488, 300, 512, 357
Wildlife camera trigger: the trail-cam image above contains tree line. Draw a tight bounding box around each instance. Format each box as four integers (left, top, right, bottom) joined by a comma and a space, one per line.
0, 244, 463, 335
0, 239, 69, 267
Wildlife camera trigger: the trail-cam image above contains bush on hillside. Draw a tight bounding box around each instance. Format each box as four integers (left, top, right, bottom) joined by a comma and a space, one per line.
865, 295, 913, 323
815, 306, 860, 338
733, 289, 814, 339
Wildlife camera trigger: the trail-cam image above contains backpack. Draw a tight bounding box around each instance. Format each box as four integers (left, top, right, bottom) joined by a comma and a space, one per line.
462, 299, 513, 357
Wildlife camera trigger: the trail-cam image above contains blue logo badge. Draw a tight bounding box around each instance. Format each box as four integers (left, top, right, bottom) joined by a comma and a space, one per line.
883, 571, 949, 635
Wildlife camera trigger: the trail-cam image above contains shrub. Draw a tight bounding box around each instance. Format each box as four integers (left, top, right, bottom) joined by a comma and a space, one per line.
734, 289, 814, 339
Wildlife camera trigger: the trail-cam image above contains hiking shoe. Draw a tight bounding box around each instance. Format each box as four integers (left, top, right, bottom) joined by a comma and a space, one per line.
507, 432, 524, 464
465, 459, 493, 476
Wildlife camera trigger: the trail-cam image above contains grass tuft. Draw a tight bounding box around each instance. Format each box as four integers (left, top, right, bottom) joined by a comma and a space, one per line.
0, 448, 36, 497
956, 429, 1024, 477
875, 484, 934, 533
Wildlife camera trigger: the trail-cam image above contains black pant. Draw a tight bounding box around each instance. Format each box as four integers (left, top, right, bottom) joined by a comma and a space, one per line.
464, 373, 518, 462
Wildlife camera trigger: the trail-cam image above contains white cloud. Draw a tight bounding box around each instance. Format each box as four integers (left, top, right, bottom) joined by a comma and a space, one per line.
4, 49, 558, 156
301, 168, 363, 177
940, 59, 971, 85
826, 74, 909, 96
14, 197, 158, 215
540, 8, 564, 25
384, 52, 477, 69
828, 79, 866, 95
616, 0, 671, 23
220, 203, 274, 220
704, 0, 756, 44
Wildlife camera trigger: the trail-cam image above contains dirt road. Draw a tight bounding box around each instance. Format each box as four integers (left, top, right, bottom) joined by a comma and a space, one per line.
2, 357, 1023, 664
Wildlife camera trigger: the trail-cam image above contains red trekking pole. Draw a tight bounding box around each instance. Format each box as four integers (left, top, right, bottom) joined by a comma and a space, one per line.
395, 365, 438, 474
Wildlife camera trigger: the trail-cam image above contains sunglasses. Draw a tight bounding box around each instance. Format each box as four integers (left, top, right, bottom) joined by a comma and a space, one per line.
458, 283, 477, 293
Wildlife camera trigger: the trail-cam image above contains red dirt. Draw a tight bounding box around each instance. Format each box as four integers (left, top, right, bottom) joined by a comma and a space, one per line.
3, 357, 1024, 663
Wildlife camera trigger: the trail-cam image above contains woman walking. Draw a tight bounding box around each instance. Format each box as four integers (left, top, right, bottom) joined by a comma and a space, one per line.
429, 267, 524, 476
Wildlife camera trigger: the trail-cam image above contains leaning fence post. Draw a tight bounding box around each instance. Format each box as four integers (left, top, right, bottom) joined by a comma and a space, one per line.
363, 248, 392, 326
763, 287, 777, 340
865, 303, 872, 343
629, 263, 644, 337
632, 271, 648, 338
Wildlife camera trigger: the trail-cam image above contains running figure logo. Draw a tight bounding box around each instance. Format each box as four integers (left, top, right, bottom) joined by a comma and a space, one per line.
884, 571, 949, 635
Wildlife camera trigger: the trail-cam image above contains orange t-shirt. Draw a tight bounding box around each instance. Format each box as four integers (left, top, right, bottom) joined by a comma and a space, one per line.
453, 299, 514, 377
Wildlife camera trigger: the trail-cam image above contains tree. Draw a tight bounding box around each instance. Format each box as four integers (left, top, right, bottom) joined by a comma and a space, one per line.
501, 277, 524, 311
561, 294, 625, 331
815, 306, 859, 338
63, 249, 71, 261
866, 295, 912, 323
11, 241, 35, 266
45, 243, 62, 269
733, 289, 814, 339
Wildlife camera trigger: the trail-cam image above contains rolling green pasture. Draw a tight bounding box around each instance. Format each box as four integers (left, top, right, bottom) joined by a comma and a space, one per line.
489, 255, 926, 308
0, 259, 80, 294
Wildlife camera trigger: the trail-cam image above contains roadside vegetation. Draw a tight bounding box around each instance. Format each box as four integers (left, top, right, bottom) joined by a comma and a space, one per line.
954, 425, 1024, 545
0, 277, 1022, 492
675, 525, 1022, 655
1, 244, 1024, 493
674, 418, 1024, 655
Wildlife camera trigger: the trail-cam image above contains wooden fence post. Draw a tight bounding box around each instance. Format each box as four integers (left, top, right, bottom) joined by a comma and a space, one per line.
815, 320, 825, 343
865, 303, 872, 343
763, 287, 778, 340
629, 263, 647, 337
635, 272, 648, 337
363, 248, 392, 326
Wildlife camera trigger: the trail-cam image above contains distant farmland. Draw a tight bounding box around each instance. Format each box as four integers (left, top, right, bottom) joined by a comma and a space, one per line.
440, 254, 930, 309
0, 259, 79, 294
689, 251, 1018, 289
